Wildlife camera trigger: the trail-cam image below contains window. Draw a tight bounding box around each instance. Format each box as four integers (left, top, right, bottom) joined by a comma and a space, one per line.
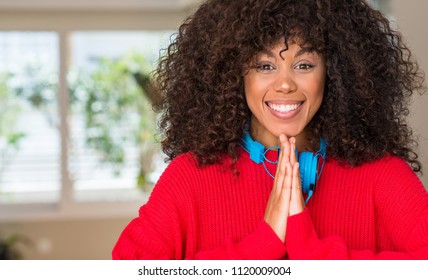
69, 31, 171, 201
369, 0, 392, 16
0, 10, 182, 220
0, 32, 60, 204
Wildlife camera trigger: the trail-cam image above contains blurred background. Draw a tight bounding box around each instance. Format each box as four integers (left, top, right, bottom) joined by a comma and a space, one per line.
0, 0, 427, 259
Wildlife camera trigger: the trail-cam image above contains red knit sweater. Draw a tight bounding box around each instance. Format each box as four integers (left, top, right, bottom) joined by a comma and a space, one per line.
113, 149, 428, 259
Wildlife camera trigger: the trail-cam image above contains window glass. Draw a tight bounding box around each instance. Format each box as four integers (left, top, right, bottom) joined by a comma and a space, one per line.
69, 31, 172, 201
368, 0, 392, 15
0, 32, 60, 203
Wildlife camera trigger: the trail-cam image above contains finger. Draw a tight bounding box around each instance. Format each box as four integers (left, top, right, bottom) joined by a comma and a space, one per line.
275, 134, 291, 183
291, 162, 301, 192
290, 137, 297, 166
279, 161, 293, 206
290, 162, 305, 215
281, 134, 291, 163
273, 134, 287, 193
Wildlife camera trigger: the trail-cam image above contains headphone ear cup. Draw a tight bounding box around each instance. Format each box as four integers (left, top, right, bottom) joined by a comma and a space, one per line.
298, 151, 318, 194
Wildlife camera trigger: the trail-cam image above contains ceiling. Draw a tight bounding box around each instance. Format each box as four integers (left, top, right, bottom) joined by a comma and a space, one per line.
0, 0, 204, 11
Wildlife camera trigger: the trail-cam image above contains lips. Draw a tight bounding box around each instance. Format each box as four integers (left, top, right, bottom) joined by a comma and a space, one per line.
265, 100, 304, 120
267, 102, 302, 113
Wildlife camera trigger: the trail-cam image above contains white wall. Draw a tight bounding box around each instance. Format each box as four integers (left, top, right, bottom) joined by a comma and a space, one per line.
391, 0, 428, 188
0, 1, 427, 260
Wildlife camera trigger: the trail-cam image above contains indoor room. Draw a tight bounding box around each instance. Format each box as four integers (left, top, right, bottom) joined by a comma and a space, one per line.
0, 0, 427, 260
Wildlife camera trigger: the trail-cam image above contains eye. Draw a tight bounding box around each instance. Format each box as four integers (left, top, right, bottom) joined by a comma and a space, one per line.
295, 63, 314, 71
255, 63, 275, 72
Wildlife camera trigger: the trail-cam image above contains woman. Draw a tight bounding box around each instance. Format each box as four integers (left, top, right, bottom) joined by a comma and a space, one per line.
113, 0, 428, 259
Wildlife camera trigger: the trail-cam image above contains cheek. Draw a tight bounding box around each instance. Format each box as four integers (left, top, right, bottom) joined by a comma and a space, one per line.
244, 76, 263, 105
243, 75, 251, 97
310, 91, 324, 113
311, 96, 323, 116
303, 78, 325, 115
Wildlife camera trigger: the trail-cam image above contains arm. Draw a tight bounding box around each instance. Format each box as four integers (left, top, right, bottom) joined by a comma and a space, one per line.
112, 196, 286, 260
113, 195, 286, 260
285, 157, 428, 259
112, 209, 287, 260
193, 222, 286, 260
113, 154, 287, 260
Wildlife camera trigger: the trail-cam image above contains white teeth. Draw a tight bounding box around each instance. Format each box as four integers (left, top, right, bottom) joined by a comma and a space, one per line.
268, 102, 301, 113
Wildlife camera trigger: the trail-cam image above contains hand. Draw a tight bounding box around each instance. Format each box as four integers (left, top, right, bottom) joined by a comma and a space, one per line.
288, 137, 305, 216
264, 135, 305, 242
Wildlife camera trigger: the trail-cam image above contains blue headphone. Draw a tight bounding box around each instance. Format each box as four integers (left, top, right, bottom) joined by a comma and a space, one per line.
241, 132, 327, 202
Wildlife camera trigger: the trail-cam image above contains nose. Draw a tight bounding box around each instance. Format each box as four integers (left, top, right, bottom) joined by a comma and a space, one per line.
273, 71, 297, 94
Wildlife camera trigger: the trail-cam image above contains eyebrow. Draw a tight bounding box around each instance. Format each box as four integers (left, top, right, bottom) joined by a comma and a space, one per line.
258, 46, 316, 59
295, 47, 315, 57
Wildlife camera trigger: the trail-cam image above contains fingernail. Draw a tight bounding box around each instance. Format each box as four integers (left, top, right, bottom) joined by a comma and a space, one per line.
280, 134, 285, 143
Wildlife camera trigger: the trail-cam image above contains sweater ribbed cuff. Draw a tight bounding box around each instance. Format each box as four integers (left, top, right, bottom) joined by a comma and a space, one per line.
236, 220, 287, 259
286, 208, 318, 259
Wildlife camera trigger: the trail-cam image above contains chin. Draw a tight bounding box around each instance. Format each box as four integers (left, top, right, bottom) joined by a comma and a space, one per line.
273, 126, 304, 138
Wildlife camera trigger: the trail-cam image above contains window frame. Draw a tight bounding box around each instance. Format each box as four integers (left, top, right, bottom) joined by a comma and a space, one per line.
0, 10, 188, 222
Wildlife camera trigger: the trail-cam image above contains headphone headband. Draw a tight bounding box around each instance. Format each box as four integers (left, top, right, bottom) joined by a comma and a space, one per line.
241, 132, 327, 202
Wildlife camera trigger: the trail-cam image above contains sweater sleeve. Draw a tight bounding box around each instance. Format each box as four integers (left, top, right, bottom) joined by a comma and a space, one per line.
285, 158, 428, 259
112, 205, 286, 260
112, 182, 182, 259
193, 221, 286, 259
113, 154, 286, 260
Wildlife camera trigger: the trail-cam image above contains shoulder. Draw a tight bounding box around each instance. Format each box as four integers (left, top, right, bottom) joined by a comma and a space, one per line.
153, 152, 200, 193
324, 155, 424, 191
162, 149, 253, 176
146, 151, 248, 210
362, 155, 419, 182
368, 155, 414, 171
371, 155, 425, 191
159, 151, 232, 177
327, 155, 416, 177
141, 153, 201, 216
355, 155, 425, 196
155, 151, 242, 191
324, 156, 426, 211
162, 152, 199, 176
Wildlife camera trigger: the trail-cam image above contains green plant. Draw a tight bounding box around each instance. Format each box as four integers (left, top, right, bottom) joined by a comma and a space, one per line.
69, 53, 160, 188
0, 52, 160, 191
12, 62, 58, 128
0, 62, 56, 194
0, 234, 31, 260
0, 72, 26, 189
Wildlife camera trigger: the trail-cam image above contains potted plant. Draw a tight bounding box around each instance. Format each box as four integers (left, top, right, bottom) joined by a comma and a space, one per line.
0, 234, 31, 260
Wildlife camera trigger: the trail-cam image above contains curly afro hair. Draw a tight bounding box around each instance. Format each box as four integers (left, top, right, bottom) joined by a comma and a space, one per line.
155, 0, 426, 172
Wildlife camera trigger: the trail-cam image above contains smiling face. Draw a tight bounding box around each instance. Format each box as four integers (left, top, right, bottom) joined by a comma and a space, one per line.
244, 41, 326, 149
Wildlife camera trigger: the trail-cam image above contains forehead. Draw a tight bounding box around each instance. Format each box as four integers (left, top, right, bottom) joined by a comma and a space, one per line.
256, 42, 319, 59
259, 35, 318, 52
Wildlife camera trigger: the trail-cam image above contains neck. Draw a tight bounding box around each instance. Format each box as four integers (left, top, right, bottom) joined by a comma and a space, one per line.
249, 127, 313, 152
